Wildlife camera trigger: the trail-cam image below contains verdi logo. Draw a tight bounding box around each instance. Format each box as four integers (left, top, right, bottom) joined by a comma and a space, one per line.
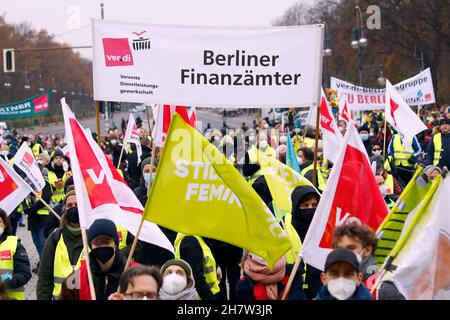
102, 38, 134, 67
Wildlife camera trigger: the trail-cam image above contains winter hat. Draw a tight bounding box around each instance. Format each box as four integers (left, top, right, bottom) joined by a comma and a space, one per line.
39, 152, 51, 163
53, 148, 65, 160
140, 156, 158, 174
161, 259, 193, 279
87, 219, 119, 247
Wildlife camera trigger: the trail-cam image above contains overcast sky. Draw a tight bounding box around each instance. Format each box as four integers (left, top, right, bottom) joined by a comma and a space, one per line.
3, 0, 310, 60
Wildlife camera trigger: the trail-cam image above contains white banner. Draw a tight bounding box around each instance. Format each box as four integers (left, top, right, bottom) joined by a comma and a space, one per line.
13, 142, 45, 192
92, 19, 324, 108
331, 68, 436, 110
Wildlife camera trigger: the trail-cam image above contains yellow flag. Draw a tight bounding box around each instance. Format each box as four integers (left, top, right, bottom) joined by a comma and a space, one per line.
143, 113, 291, 269
256, 148, 316, 219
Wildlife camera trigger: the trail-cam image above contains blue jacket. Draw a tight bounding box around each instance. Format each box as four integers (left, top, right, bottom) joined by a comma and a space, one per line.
315, 283, 372, 300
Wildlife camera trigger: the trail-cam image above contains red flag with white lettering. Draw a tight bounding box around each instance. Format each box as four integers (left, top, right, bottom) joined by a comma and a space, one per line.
61, 98, 173, 253
124, 113, 142, 164
0, 157, 31, 215
300, 120, 388, 270
320, 88, 343, 162
152, 104, 196, 147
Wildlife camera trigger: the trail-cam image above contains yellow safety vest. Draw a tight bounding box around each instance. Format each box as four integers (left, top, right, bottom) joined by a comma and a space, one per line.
301, 163, 326, 191
48, 171, 71, 204
32, 143, 42, 158
320, 156, 331, 183
52, 231, 86, 299
174, 234, 220, 297
116, 225, 128, 251
432, 133, 443, 166
392, 135, 414, 167
303, 137, 315, 149
0, 236, 25, 300
25, 192, 49, 216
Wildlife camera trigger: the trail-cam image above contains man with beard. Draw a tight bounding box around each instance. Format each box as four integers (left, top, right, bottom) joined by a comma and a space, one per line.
284, 185, 322, 299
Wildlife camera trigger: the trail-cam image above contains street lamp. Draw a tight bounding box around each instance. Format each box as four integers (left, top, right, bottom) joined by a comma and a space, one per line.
323, 22, 332, 57
413, 46, 425, 71
350, 6, 368, 86
377, 70, 386, 86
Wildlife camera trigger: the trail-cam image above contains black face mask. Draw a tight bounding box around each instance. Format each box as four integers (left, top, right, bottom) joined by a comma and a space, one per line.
292, 208, 316, 242
91, 247, 115, 264
65, 207, 79, 224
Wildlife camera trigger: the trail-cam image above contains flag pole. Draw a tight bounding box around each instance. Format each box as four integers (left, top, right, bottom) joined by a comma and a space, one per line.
21, 178, 61, 222
281, 255, 303, 300
382, 115, 387, 159
95, 101, 101, 145
122, 141, 156, 274
145, 105, 153, 140
116, 143, 125, 170
80, 227, 97, 300
312, 102, 321, 188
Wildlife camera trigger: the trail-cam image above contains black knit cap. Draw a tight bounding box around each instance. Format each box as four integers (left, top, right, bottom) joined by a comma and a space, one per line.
53, 148, 65, 159
87, 219, 119, 247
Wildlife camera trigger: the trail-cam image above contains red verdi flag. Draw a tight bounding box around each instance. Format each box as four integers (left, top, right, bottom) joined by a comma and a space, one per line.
0, 157, 31, 215
300, 121, 388, 270
61, 98, 173, 253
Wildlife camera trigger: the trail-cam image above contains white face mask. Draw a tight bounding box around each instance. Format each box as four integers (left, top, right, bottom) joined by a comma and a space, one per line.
62, 161, 69, 172
372, 150, 382, 156
297, 157, 303, 165
259, 140, 268, 149
0, 226, 4, 236
327, 277, 357, 300
162, 273, 187, 295
0, 150, 8, 157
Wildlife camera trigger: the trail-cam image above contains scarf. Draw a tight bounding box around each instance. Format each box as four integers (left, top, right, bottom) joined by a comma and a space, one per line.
244, 255, 286, 300
52, 164, 65, 179
159, 286, 198, 301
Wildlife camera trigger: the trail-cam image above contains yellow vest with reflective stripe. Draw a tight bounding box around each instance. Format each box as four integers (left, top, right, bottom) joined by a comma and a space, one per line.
25, 193, 49, 216
301, 163, 325, 190
174, 234, 220, 297
303, 137, 315, 149
52, 232, 85, 299
392, 135, 414, 167
48, 171, 71, 204
432, 133, 442, 166
116, 225, 128, 251
0, 236, 25, 300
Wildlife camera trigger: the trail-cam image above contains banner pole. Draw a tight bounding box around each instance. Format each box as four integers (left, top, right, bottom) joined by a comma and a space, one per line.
81, 227, 97, 300
145, 105, 153, 140
95, 101, 101, 145
281, 255, 302, 300
312, 104, 321, 188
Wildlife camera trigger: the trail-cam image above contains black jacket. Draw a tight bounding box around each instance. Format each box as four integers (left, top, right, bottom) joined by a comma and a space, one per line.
43, 203, 63, 238
425, 132, 450, 168
36, 227, 83, 300
179, 236, 219, 300
0, 234, 31, 291
127, 145, 151, 190
25, 180, 52, 231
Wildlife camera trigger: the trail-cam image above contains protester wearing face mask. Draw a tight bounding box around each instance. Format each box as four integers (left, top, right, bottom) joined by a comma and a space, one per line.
0, 209, 31, 300
358, 127, 373, 155
132, 158, 176, 266
235, 252, 306, 300
371, 144, 383, 158
375, 175, 398, 209
0, 145, 11, 161
36, 190, 84, 300
159, 259, 198, 300
258, 137, 276, 158
59, 219, 138, 300
316, 248, 371, 300
108, 265, 162, 300
283, 185, 322, 299
331, 224, 379, 293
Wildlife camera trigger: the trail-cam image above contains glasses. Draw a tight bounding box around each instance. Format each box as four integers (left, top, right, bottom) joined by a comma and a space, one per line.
124, 291, 158, 300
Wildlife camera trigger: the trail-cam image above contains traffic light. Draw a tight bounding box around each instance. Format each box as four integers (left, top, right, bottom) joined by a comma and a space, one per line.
3, 49, 15, 73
